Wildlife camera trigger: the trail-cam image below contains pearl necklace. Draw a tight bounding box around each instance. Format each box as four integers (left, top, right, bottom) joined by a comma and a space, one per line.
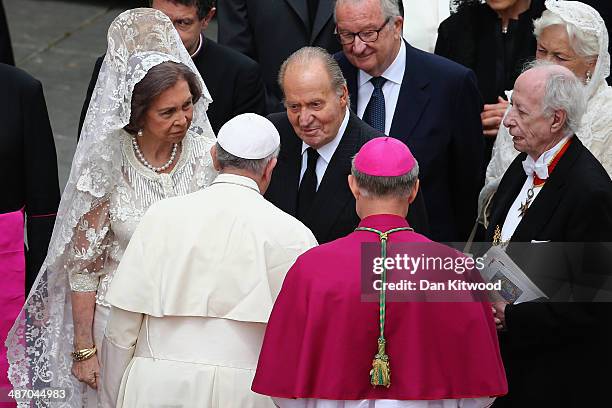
131, 137, 178, 173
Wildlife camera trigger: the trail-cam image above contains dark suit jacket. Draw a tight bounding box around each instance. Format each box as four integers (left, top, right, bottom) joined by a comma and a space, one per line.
0, 0, 14, 65
265, 111, 428, 244
435, 0, 546, 105
78, 37, 265, 137
0, 64, 60, 291
337, 42, 484, 242
485, 137, 612, 407
217, 0, 341, 112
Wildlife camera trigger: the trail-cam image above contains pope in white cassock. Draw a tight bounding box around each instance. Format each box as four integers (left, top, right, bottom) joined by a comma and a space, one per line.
98, 113, 318, 408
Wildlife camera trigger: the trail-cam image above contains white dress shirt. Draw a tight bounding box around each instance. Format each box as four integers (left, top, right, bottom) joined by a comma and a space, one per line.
402, 0, 451, 53
357, 41, 406, 136
500, 136, 572, 242
299, 107, 350, 189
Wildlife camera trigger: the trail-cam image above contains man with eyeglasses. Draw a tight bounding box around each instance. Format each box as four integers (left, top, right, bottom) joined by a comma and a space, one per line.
335, 0, 485, 244
79, 0, 266, 137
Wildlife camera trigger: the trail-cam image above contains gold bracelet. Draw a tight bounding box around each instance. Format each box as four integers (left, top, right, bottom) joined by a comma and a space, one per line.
71, 346, 97, 362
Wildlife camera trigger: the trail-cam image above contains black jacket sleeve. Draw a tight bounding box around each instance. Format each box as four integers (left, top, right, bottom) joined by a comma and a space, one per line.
217, 0, 256, 59
22, 77, 60, 292
232, 57, 266, 116
78, 56, 104, 139
0, 0, 13, 65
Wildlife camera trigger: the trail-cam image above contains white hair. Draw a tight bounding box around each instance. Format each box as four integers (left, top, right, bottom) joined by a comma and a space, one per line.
278, 46, 348, 101
215, 143, 279, 175
538, 65, 587, 134
334, 0, 401, 22
534, 10, 599, 60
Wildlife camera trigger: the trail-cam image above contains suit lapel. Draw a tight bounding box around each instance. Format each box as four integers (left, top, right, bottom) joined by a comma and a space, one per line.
272, 128, 303, 215
285, 0, 309, 29
511, 137, 581, 242
303, 114, 361, 240
389, 41, 430, 142
389, 42, 430, 142
344, 61, 359, 113
310, 0, 334, 43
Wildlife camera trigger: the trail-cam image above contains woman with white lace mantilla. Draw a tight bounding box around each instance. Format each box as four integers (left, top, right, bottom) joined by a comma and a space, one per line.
5, 8, 217, 407
480, 0, 612, 226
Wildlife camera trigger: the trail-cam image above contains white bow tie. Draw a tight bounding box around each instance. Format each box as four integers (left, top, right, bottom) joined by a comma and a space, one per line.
522, 157, 549, 180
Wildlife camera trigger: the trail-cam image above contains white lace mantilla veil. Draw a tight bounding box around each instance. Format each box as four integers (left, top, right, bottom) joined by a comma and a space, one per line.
479, 0, 612, 226
5, 8, 215, 407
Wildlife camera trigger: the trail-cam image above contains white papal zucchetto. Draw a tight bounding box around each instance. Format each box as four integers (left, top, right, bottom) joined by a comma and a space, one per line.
217, 113, 280, 159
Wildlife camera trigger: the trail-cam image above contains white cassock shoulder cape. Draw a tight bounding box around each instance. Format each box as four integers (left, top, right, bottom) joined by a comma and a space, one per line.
105, 173, 318, 322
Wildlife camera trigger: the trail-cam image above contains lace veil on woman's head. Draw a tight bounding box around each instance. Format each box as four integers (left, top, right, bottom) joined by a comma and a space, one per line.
5, 8, 215, 407
544, 0, 610, 99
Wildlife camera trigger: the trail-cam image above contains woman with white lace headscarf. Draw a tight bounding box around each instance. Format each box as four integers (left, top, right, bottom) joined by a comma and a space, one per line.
480, 0, 611, 226
5, 8, 217, 407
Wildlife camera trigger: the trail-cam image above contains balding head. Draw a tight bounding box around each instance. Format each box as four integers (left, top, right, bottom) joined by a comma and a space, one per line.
503, 62, 586, 159
278, 47, 349, 149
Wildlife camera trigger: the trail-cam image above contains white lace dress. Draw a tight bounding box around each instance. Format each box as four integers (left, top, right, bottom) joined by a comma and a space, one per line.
70, 130, 215, 407
68, 130, 216, 302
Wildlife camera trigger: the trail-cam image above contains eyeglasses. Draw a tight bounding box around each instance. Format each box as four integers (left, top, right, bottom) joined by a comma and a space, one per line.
335, 17, 391, 45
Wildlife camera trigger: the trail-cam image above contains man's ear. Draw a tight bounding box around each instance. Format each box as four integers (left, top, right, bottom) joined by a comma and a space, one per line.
348, 174, 361, 200
339, 84, 349, 109
263, 157, 278, 183
211, 145, 222, 171
407, 179, 419, 204
201, 7, 216, 30
550, 109, 567, 133
393, 16, 404, 39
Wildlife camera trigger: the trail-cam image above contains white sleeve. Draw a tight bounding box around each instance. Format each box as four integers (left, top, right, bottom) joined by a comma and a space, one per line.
99, 307, 143, 408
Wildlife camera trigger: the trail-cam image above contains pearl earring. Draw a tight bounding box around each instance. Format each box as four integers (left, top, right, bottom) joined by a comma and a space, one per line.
137, 129, 144, 138
585, 70, 592, 84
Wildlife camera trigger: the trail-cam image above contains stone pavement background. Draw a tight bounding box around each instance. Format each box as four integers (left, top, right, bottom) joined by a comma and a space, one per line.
4, 0, 218, 189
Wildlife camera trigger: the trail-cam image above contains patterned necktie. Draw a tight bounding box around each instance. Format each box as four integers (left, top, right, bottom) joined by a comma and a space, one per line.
363, 76, 387, 133
297, 147, 319, 220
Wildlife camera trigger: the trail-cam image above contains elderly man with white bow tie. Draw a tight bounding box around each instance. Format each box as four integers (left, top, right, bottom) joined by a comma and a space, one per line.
484, 62, 612, 407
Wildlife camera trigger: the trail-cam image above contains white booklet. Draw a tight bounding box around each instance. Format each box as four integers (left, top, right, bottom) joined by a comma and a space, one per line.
480, 245, 548, 304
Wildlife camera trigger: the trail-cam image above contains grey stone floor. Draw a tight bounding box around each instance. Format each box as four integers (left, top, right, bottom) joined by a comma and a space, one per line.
4, 0, 217, 189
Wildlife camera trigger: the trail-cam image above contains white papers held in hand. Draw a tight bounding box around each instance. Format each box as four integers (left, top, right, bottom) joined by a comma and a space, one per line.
480, 246, 548, 304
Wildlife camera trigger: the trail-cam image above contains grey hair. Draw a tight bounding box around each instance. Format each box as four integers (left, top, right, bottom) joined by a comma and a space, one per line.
334, 0, 401, 21
533, 10, 599, 60
350, 158, 419, 198
215, 143, 280, 175
525, 61, 587, 134
278, 46, 348, 102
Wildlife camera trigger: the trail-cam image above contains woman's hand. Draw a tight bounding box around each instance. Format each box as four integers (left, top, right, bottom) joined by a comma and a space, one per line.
481, 97, 510, 138
71, 354, 100, 389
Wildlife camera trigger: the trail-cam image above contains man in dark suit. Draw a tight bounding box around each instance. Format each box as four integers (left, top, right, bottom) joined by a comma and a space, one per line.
79, 0, 265, 137
217, 0, 341, 113
486, 64, 612, 407
265, 47, 427, 244
334, 0, 484, 243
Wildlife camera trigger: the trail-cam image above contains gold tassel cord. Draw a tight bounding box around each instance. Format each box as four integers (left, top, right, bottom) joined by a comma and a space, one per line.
370, 337, 391, 387
355, 226, 413, 389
